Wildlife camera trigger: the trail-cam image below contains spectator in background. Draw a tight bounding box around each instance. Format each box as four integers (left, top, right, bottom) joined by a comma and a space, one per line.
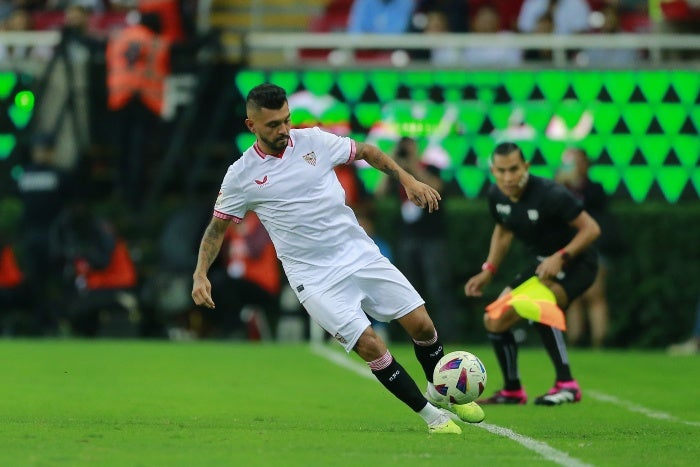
517, 0, 591, 34
463, 4, 522, 66
106, 9, 171, 212
414, 0, 470, 32
375, 137, 461, 342
557, 148, 620, 348
0, 7, 53, 62
207, 212, 281, 340
420, 8, 461, 65
576, 3, 639, 67
50, 200, 139, 337
346, 0, 415, 33
16, 132, 74, 335
522, 10, 554, 62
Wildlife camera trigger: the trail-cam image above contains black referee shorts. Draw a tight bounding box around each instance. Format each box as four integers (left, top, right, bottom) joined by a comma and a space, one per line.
509, 248, 599, 305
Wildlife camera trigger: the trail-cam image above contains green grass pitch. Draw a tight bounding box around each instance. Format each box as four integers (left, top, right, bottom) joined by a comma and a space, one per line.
0, 339, 698, 466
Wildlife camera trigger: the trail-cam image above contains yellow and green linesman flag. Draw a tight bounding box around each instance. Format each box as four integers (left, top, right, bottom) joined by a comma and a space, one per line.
485, 276, 567, 331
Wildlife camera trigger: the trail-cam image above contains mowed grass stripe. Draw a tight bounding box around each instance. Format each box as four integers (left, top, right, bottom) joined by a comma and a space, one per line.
0, 340, 698, 466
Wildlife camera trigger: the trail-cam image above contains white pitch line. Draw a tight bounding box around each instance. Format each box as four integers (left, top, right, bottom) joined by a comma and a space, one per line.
311, 343, 593, 467
587, 390, 700, 427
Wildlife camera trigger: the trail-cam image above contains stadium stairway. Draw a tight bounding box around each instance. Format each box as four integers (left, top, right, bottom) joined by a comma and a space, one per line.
208, 0, 329, 64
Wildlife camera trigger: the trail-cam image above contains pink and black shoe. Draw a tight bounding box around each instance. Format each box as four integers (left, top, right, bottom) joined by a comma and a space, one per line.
534, 380, 582, 406
477, 388, 528, 405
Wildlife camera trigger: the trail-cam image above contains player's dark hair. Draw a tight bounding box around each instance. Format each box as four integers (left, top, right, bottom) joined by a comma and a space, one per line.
491, 142, 525, 163
246, 83, 287, 112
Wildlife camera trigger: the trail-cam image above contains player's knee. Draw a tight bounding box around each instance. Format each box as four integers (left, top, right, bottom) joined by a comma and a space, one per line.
354, 327, 387, 361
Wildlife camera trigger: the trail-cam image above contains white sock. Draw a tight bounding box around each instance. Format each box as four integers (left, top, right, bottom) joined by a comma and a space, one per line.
426, 382, 444, 401
418, 402, 446, 426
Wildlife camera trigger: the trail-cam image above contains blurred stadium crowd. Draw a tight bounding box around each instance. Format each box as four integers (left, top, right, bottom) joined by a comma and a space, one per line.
0, 0, 698, 345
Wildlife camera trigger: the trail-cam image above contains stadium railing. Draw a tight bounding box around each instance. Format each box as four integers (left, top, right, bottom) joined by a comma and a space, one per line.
242, 32, 700, 67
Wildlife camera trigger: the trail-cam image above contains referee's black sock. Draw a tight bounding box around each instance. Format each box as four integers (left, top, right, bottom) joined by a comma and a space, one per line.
488, 331, 522, 391
413, 330, 444, 383
369, 351, 428, 412
535, 323, 573, 382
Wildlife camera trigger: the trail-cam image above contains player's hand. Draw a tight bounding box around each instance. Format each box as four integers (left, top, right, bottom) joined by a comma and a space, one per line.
404, 179, 441, 213
465, 272, 491, 297
535, 254, 564, 280
192, 274, 216, 309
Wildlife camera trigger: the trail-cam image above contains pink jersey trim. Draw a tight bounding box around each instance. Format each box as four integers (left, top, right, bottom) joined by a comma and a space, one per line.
253, 135, 294, 160
346, 139, 356, 165
213, 210, 242, 223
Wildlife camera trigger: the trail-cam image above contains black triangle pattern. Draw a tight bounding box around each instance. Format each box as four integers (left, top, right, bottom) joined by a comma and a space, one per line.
613, 118, 630, 134
680, 116, 698, 135
528, 85, 545, 100
646, 117, 664, 134
662, 86, 681, 103
664, 148, 682, 166
630, 148, 646, 165
494, 85, 511, 103
462, 149, 478, 165
360, 85, 380, 103
396, 84, 411, 100
679, 182, 697, 201
596, 150, 614, 165
478, 117, 495, 134
597, 87, 613, 102
563, 86, 577, 100
462, 85, 478, 100
429, 85, 445, 103
530, 149, 547, 165
646, 181, 666, 201
630, 86, 646, 103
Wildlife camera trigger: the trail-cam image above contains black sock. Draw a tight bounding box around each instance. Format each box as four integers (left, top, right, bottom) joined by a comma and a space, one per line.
488, 331, 522, 391
413, 333, 444, 383
370, 353, 428, 412
535, 323, 573, 382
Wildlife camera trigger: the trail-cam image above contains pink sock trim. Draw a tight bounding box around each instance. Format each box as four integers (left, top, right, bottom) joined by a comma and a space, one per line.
367, 350, 393, 371
413, 329, 438, 346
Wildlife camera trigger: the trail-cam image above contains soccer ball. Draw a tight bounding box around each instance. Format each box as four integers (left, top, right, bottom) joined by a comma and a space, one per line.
433, 351, 487, 404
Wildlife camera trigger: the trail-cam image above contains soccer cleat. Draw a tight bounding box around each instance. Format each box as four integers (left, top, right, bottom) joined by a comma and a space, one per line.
428, 414, 462, 435
425, 385, 486, 423
477, 388, 528, 405
534, 380, 582, 406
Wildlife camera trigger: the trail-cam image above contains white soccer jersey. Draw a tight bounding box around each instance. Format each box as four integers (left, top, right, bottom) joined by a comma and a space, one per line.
214, 127, 383, 301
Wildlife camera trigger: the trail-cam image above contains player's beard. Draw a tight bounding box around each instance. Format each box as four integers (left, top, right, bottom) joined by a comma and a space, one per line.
261, 134, 289, 153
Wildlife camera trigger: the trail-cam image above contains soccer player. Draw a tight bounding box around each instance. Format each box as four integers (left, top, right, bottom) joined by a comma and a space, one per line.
191, 83, 484, 434
465, 142, 600, 405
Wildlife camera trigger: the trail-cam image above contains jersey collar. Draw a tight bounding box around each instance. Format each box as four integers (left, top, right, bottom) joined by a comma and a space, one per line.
253, 135, 295, 159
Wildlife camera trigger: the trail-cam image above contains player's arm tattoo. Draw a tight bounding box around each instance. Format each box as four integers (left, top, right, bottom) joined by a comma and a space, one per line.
356, 142, 401, 180
195, 218, 229, 272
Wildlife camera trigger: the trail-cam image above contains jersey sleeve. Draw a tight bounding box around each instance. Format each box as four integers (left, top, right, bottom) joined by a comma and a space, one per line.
548, 182, 583, 223
213, 167, 246, 223
312, 127, 356, 167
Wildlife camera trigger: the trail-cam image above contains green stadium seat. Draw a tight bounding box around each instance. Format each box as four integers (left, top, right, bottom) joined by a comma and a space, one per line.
656, 166, 690, 203
589, 165, 621, 195
536, 70, 570, 103
669, 70, 699, 105
368, 71, 400, 101
301, 70, 335, 95
454, 166, 487, 199
622, 166, 655, 202
571, 72, 603, 104
269, 71, 300, 94
0, 133, 16, 159
637, 71, 669, 104
235, 70, 266, 96
336, 72, 368, 102
0, 72, 17, 100
639, 136, 671, 169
